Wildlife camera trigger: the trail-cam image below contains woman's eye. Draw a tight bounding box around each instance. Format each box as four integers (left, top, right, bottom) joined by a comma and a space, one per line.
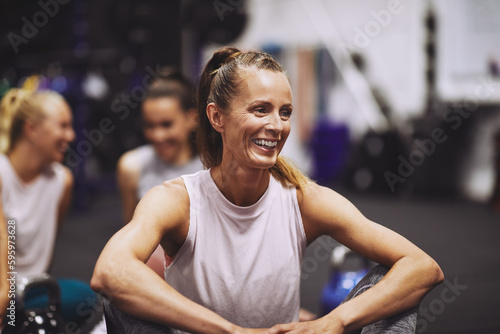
255, 108, 267, 114
161, 122, 173, 128
280, 109, 292, 119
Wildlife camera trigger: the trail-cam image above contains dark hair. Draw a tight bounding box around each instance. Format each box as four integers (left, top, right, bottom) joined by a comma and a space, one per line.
144, 67, 198, 156
197, 47, 309, 189
146, 68, 196, 111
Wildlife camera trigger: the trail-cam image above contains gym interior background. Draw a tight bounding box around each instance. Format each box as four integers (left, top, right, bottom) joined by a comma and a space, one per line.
1, 0, 499, 333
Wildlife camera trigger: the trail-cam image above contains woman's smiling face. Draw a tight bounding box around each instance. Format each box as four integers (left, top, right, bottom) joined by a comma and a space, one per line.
217, 68, 293, 170
142, 96, 195, 164
31, 97, 75, 164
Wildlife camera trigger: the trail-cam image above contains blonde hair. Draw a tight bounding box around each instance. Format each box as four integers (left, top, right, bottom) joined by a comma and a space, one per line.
0, 87, 65, 154
197, 46, 310, 189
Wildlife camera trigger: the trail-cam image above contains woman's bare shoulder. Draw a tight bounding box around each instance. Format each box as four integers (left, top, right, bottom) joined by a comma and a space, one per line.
297, 180, 366, 240
133, 177, 190, 228
117, 148, 144, 176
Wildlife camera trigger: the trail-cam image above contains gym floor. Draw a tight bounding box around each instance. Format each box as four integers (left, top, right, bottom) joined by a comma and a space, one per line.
50, 186, 500, 334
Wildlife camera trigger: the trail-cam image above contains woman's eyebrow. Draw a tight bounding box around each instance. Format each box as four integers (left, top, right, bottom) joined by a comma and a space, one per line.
247, 100, 272, 107
247, 100, 293, 109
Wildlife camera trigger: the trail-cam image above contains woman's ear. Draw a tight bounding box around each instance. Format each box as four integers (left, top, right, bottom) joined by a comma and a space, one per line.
23, 119, 38, 140
206, 103, 225, 133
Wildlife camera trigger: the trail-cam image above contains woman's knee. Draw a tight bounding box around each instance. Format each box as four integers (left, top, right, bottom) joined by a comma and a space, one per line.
342, 265, 389, 303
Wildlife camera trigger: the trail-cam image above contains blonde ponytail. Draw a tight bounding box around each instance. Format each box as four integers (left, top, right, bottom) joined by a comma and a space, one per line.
0, 89, 32, 154
270, 156, 310, 190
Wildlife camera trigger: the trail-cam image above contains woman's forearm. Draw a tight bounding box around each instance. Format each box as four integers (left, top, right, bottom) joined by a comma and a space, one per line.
91, 252, 237, 334
90, 182, 241, 333
326, 256, 444, 332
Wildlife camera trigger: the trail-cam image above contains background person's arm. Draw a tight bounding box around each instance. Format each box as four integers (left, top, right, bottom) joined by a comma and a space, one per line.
57, 166, 74, 228
116, 150, 141, 223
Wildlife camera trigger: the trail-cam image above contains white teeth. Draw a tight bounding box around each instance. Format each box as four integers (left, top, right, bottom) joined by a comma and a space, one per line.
253, 139, 277, 148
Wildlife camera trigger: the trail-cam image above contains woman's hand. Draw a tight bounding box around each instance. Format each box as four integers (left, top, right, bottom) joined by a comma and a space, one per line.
235, 328, 269, 334
299, 308, 317, 322
263, 317, 344, 334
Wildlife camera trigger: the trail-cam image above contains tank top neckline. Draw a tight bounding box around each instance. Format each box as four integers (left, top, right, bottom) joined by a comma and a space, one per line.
203, 168, 275, 214
2, 154, 43, 190
0, 154, 53, 190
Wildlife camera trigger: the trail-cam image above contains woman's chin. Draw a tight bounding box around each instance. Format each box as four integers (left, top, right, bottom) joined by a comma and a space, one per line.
54, 152, 65, 163
249, 156, 279, 170
157, 151, 182, 164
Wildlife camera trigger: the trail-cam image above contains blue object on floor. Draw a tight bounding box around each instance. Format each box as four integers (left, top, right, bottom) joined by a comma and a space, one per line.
320, 245, 371, 314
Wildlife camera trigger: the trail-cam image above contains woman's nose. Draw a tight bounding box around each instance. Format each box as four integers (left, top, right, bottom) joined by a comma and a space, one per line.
67, 127, 76, 142
149, 127, 169, 143
266, 110, 284, 134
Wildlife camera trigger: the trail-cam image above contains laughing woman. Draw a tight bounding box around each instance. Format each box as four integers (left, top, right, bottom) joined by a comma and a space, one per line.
0, 87, 95, 327
116, 70, 202, 277
92, 47, 444, 334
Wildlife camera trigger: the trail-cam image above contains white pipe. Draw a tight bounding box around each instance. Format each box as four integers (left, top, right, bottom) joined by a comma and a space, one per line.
300, 0, 390, 133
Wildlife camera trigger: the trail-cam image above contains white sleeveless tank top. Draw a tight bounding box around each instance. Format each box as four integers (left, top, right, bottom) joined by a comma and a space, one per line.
0, 154, 65, 277
165, 170, 307, 330
134, 145, 204, 199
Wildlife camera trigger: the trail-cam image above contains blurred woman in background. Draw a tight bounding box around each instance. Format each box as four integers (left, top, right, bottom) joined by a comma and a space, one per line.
0, 85, 95, 327
116, 69, 202, 276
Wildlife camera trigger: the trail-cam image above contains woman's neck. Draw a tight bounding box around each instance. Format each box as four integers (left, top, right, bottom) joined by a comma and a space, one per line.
160, 144, 193, 166
7, 143, 48, 183
211, 162, 270, 207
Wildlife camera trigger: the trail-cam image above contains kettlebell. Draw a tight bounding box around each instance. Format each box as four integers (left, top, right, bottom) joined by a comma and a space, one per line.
4, 274, 66, 334
320, 245, 371, 315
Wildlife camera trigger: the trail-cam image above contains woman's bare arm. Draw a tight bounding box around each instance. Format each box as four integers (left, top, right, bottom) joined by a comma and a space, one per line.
91, 178, 261, 334
267, 182, 444, 333
57, 166, 74, 228
116, 150, 142, 224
